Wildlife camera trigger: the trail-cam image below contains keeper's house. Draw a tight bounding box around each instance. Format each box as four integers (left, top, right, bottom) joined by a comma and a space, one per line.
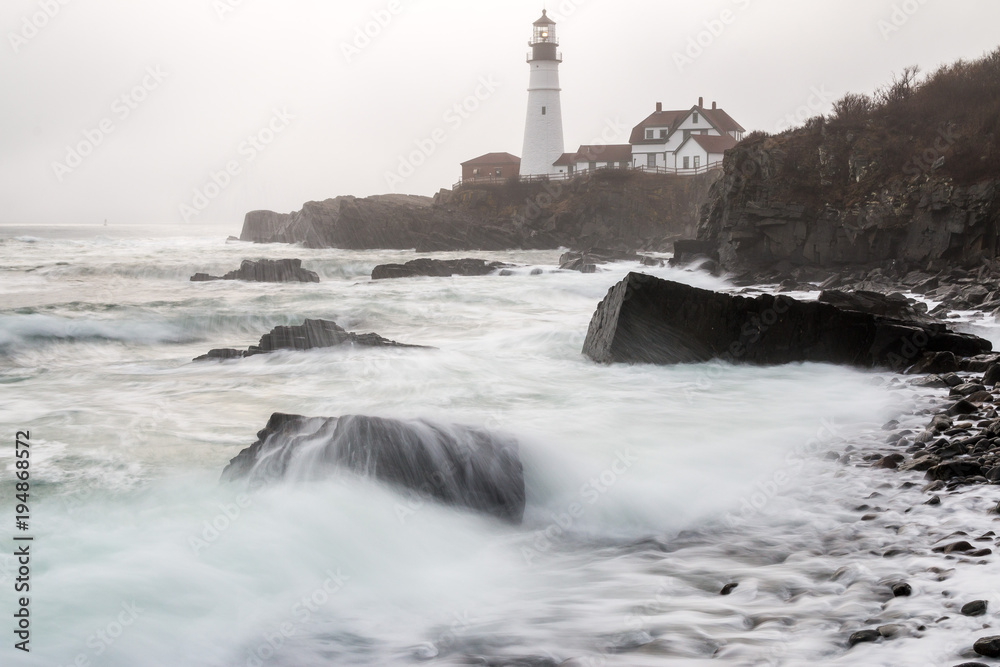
460, 152, 522, 183
630, 98, 745, 171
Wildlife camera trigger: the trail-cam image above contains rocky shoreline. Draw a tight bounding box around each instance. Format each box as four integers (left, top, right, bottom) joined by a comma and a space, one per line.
830, 368, 1000, 663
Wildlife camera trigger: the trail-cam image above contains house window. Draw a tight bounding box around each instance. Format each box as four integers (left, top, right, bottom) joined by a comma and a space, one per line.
694, 156, 701, 169
542, 107, 546, 115
647, 153, 656, 168
619, 161, 628, 169
659, 130, 667, 139
472, 168, 480, 176
589, 161, 597, 171
683, 130, 692, 140
683, 156, 690, 169
495, 168, 502, 176
645, 129, 654, 139
693, 112, 699, 124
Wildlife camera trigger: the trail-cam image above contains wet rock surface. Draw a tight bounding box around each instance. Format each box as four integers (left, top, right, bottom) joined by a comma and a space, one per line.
558, 248, 664, 273
190, 258, 320, 283
222, 412, 526, 522
371, 258, 512, 280
194, 319, 424, 361
974, 636, 1000, 658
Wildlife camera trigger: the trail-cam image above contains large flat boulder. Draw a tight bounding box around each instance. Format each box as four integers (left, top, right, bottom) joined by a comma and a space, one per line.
222, 413, 525, 523
194, 319, 425, 362
582, 273, 991, 369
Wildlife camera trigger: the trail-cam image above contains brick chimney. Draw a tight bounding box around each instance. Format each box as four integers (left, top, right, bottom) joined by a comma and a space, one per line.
656, 102, 662, 112
712, 101, 717, 110
698, 96, 704, 108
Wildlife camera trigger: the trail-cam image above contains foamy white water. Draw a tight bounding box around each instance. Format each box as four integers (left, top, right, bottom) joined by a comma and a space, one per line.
1, 225, 998, 666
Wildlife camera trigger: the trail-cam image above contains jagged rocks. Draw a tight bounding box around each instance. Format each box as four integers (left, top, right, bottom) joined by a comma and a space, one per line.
559, 248, 642, 273
221, 412, 525, 522
582, 272, 991, 368
190, 259, 319, 283
193, 319, 423, 361
371, 258, 512, 280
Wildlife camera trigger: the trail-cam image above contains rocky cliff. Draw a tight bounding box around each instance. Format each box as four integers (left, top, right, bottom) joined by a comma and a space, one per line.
697, 129, 999, 277
241, 170, 720, 252
697, 48, 1000, 278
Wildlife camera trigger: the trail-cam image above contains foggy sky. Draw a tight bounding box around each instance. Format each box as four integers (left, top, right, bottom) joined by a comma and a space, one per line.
1, 0, 998, 227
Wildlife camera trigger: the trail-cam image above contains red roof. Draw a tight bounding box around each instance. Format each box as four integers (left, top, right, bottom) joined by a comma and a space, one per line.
461, 152, 521, 166
691, 134, 738, 154
700, 107, 745, 134
554, 145, 633, 167
553, 152, 576, 166
629, 110, 689, 144
630, 104, 745, 144
570, 144, 633, 163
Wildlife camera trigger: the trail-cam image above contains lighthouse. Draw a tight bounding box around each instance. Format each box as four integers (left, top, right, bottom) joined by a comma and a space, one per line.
520, 10, 565, 177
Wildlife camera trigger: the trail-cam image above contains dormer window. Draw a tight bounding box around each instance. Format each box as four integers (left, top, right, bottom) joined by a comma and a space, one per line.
645, 129, 654, 139
659, 130, 667, 139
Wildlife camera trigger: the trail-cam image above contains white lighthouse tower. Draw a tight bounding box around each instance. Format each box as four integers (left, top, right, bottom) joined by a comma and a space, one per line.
520, 10, 565, 177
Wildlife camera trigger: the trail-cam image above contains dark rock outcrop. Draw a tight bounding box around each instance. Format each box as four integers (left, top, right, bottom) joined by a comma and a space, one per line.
696, 123, 999, 278
221, 412, 525, 522
558, 248, 665, 272
371, 258, 512, 280
190, 259, 319, 283
582, 273, 991, 369
241, 170, 720, 252
194, 319, 423, 362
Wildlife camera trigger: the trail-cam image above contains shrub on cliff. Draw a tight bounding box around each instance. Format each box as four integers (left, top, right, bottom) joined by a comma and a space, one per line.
825, 47, 1000, 186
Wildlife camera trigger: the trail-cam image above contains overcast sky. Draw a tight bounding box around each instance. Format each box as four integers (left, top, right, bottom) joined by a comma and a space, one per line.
1, 0, 998, 227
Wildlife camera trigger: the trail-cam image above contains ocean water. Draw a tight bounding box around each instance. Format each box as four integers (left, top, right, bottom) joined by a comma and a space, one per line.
1, 225, 998, 666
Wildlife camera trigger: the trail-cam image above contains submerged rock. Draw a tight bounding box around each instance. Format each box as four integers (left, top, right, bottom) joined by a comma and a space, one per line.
848, 629, 880, 647
891, 582, 912, 597
221, 412, 525, 522
371, 258, 512, 280
582, 273, 991, 369
190, 258, 320, 283
194, 319, 423, 361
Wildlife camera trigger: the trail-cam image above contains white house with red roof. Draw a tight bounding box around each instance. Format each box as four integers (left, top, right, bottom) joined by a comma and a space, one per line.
629, 98, 745, 172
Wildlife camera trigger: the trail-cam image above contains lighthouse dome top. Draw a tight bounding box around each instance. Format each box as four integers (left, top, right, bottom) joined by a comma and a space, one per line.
533, 9, 556, 25
530, 9, 558, 47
